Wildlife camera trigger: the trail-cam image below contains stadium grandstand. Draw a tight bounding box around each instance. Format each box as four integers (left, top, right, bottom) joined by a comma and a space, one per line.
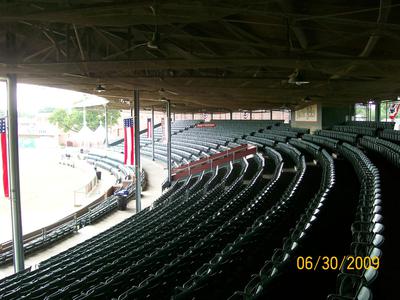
0, 1, 399, 300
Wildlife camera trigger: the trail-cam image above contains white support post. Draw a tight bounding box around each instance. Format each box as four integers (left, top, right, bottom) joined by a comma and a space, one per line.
166, 100, 172, 185
133, 89, 141, 212
6, 74, 25, 272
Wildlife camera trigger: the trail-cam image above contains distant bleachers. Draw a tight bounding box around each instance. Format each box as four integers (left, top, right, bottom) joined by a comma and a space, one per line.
378, 129, 400, 143
344, 121, 394, 129
302, 133, 338, 150
332, 125, 377, 137
315, 129, 358, 144
253, 132, 288, 143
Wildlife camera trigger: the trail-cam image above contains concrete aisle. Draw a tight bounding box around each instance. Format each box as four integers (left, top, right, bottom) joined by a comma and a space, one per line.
0, 156, 166, 279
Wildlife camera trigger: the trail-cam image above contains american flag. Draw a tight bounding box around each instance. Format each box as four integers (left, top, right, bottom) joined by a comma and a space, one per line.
147, 118, 152, 138
123, 117, 135, 165
389, 103, 400, 120
0, 118, 9, 197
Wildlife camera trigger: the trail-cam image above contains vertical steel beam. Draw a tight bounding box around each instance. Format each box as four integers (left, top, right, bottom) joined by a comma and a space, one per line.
6, 74, 25, 272
151, 106, 155, 161
230, 111, 233, 120
166, 100, 172, 185
375, 101, 381, 123
349, 104, 355, 121
133, 89, 141, 213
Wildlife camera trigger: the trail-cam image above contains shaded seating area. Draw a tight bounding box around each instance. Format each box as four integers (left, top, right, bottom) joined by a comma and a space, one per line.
0, 120, 396, 300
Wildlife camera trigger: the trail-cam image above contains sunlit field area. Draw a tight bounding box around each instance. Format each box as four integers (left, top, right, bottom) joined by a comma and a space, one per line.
0, 146, 102, 243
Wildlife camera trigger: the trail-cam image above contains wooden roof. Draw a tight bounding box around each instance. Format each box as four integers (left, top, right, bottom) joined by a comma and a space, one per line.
1, 0, 400, 111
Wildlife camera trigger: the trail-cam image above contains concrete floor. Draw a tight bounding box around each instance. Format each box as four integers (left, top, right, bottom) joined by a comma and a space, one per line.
0, 156, 166, 279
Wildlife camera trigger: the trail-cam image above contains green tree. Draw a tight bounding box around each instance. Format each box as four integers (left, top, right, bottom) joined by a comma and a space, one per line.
49, 107, 120, 132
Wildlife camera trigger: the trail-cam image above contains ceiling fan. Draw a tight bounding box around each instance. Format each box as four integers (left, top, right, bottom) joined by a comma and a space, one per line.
287, 68, 310, 86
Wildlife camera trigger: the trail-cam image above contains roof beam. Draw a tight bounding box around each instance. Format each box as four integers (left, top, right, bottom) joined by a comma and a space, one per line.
276, 0, 308, 49
2, 56, 400, 78
331, 0, 392, 79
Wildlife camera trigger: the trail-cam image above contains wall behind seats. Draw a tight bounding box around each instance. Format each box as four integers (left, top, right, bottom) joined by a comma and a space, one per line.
291, 104, 351, 132
321, 105, 351, 129
291, 104, 322, 133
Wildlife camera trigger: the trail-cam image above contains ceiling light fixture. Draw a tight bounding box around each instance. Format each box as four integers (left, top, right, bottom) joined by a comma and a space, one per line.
159, 96, 170, 103
95, 84, 106, 93
147, 34, 160, 49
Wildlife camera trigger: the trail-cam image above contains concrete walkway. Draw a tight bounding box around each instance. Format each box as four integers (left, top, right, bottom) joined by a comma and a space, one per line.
0, 156, 166, 279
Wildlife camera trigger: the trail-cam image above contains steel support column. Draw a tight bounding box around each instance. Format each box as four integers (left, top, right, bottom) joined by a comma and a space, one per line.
151, 106, 155, 161
166, 100, 172, 185
6, 74, 25, 272
348, 104, 355, 121
375, 101, 381, 123
133, 89, 141, 213
230, 111, 233, 120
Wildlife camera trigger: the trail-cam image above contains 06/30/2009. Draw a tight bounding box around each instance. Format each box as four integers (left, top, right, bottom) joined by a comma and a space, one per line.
296, 255, 380, 271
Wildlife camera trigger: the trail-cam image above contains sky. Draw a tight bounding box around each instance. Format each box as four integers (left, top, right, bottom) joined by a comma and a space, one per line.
0, 82, 108, 113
